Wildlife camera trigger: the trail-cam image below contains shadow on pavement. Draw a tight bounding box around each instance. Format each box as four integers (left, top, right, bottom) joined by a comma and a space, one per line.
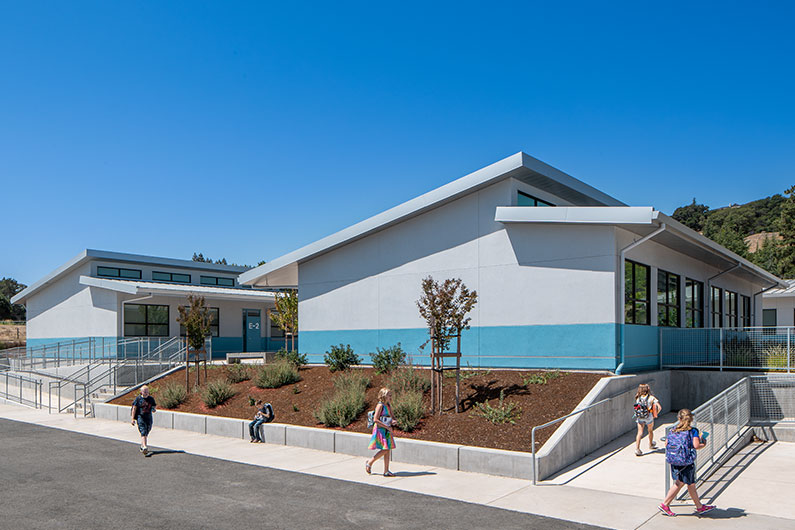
144, 449, 186, 457
388, 471, 436, 477
696, 441, 773, 503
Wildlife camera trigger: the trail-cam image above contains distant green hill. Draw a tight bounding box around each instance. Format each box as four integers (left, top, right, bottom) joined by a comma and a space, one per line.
671, 187, 795, 278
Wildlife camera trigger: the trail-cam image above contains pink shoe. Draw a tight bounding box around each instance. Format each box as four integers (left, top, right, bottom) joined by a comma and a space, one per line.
658, 503, 676, 517
695, 505, 716, 515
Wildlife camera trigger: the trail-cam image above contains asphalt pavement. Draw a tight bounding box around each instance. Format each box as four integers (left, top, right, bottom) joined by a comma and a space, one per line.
0, 418, 600, 530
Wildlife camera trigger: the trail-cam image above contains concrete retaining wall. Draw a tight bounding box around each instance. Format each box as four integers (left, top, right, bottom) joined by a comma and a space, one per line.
535, 371, 671, 481
670, 370, 762, 410
91, 403, 535, 479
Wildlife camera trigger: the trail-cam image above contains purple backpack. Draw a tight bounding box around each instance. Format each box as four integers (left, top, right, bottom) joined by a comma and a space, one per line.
665, 429, 695, 466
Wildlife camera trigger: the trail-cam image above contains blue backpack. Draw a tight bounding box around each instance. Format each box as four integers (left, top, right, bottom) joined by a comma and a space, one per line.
666, 429, 696, 466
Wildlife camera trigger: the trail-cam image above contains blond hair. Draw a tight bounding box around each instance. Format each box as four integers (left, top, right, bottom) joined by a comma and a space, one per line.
673, 408, 694, 432
141, 385, 149, 393
635, 384, 651, 400
377, 388, 391, 403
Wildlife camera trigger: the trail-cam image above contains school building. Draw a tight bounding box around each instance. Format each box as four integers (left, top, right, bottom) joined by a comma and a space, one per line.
239, 152, 786, 372
763, 279, 795, 327
11, 250, 288, 358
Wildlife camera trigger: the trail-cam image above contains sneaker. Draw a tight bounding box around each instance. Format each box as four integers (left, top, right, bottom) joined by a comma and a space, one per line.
635, 449, 643, 457
658, 503, 676, 517
650, 442, 658, 450
696, 505, 716, 515
139, 446, 145, 453
142, 447, 149, 456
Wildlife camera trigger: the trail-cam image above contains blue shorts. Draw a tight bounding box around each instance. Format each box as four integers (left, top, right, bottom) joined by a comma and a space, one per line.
137, 414, 153, 437
670, 464, 696, 485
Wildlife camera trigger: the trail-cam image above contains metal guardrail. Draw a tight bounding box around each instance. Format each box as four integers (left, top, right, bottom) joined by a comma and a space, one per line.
530, 379, 655, 485
1, 372, 43, 409
660, 326, 794, 371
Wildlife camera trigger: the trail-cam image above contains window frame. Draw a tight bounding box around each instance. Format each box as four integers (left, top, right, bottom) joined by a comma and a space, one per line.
711, 286, 723, 328
685, 278, 704, 328
625, 259, 650, 325
152, 271, 191, 284
657, 269, 681, 327
179, 306, 220, 337
124, 303, 169, 337
97, 266, 142, 280
740, 295, 751, 328
724, 290, 738, 328
517, 190, 554, 207
200, 275, 236, 287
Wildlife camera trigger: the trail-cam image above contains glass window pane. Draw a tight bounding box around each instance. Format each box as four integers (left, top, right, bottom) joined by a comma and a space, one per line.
124, 324, 146, 336
97, 266, 119, 277
152, 271, 170, 281
120, 268, 142, 279
217, 278, 234, 287
148, 324, 168, 337
669, 275, 679, 305
148, 305, 169, 324
209, 308, 219, 325
517, 191, 535, 206
636, 302, 648, 325
763, 309, 776, 327
172, 273, 190, 283
125, 304, 146, 324
200, 276, 216, 285
636, 265, 647, 299
657, 270, 667, 304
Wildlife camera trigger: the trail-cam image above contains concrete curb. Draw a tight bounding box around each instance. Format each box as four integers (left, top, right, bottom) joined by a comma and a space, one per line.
92, 403, 533, 479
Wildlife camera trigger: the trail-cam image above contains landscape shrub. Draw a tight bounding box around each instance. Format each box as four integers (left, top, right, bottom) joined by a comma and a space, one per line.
522, 370, 561, 386
333, 370, 371, 393
255, 360, 301, 389
200, 380, 236, 408
392, 389, 424, 432
472, 389, 521, 425
388, 363, 430, 395
314, 384, 367, 427
371, 343, 406, 374
764, 344, 791, 371
226, 363, 250, 384
724, 336, 755, 367
275, 348, 308, 368
159, 382, 188, 409
324, 344, 361, 372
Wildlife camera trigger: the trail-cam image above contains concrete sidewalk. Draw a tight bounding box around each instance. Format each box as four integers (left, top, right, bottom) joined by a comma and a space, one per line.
0, 404, 790, 530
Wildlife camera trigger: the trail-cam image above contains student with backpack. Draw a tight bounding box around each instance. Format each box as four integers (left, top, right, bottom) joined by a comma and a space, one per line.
659, 408, 716, 517
249, 400, 274, 443
633, 383, 661, 456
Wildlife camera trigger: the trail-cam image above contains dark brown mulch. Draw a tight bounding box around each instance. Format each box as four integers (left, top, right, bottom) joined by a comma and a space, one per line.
111, 365, 605, 452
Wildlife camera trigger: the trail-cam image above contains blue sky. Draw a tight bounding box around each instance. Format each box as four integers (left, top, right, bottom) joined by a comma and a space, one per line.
2, 2, 794, 285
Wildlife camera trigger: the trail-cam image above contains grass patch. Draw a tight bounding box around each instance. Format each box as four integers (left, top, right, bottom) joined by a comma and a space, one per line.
255, 360, 301, 389
200, 380, 236, 408
472, 389, 521, 425
522, 370, 561, 386
314, 371, 370, 427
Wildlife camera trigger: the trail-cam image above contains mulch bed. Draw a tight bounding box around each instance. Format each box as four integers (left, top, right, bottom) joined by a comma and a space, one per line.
111, 365, 604, 452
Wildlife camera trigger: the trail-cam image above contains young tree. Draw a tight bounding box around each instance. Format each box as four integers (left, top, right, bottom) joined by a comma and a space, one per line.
177, 295, 212, 388
268, 290, 298, 351
416, 277, 478, 352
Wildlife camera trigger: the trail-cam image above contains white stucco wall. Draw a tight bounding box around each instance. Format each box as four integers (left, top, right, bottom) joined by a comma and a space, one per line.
26, 264, 118, 339
299, 178, 617, 333
762, 296, 795, 327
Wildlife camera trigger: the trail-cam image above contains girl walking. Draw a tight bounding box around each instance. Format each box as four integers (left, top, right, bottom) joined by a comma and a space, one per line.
634, 383, 661, 456
365, 388, 396, 477
659, 408, 716, 517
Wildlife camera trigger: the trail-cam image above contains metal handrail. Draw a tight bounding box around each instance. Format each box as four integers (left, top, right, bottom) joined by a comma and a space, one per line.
2, 371, 43, 409
530, 379, 655, 484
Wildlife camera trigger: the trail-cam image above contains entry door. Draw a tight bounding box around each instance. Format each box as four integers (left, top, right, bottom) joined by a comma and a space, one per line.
243, 309, 261, 352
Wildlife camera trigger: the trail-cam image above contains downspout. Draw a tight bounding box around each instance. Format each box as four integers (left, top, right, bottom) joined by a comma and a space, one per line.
120, 293, 153, 338
617, 223, 667, 375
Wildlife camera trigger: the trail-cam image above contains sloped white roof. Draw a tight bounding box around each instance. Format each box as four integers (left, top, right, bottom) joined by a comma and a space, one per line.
764, 279, 795, 297
79, 276, 276, 302
239, 152, 626, 287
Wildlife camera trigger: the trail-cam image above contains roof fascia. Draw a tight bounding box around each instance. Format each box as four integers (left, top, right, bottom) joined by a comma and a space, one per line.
11, 250, 90, 304
520, 153, 626, 207
495, 206, 654, 224
86, 249, 249, 273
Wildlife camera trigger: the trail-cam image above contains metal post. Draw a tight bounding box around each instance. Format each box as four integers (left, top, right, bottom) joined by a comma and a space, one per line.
57, 343, 60, 367
788, 327, 791, 374
724, 395, 729, 446
531, 427, 537, 485
719, 328, 724, 372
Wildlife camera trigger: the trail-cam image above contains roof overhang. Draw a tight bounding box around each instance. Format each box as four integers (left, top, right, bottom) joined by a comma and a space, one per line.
764, 280, 795, 298
11, 249, 250, 305
495, 206, 787, 288
240, 152, 626, 288
79, 276, 276, 303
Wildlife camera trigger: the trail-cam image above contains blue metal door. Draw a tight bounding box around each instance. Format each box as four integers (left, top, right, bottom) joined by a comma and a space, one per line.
243, 310, 261, 352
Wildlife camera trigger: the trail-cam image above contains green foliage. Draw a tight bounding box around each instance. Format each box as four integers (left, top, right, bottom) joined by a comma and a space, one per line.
255, 360, 301, 388
292, 404, 299, 412
724, 337, 754, 367
324, 344, 362, 372
159, 382, 188, 409
763, 344, 792, 371
200, 380, 236, 408
292, 385, 301, 394
314, 375, 368, 428
522, 370, 562, 386
417, 276, 478, 352
672, 199, 709, 232
371, 343, 407, 374
387, 363, 430, 395
269, 290, 298, 350
445, 362, 491, 380
275, 348, 307, 368
0, 278, 26, 321
472, 389, 521, 425
176, 295, 212, 351
247, 395, 256, 406
392, 389, 424, 432
226, 363, 250, 384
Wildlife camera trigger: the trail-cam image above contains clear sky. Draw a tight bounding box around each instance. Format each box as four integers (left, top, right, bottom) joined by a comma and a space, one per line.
2, 2, 794, 285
